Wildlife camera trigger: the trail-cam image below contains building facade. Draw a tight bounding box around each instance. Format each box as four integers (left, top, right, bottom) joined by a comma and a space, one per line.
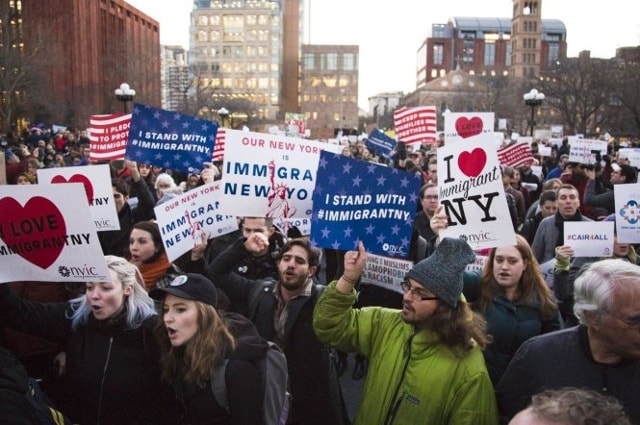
20, 0, 161, 128
161, 45, 190, 112
300, 44, 359, 140
189, 0, 303, 122
417, 14, 566, 86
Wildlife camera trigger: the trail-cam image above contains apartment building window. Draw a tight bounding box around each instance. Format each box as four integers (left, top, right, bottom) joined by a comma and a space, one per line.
343, 53, 356, 70
323, 53, 338, 70
506, 43, 512, 66
433, 44, 444, 65
484, 42, 495, 66
302, 53, 315, 70
548, 43, 559, 66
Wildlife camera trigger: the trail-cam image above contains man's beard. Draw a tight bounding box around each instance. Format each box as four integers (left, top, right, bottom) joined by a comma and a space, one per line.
279, 271, 308, 291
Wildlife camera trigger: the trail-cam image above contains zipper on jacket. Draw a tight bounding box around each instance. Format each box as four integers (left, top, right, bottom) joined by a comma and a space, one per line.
383, 332, 415, 425
96, 336, 114, 425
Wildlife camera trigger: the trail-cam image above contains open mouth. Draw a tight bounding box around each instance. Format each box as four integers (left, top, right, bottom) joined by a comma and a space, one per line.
167, 328, 177, 338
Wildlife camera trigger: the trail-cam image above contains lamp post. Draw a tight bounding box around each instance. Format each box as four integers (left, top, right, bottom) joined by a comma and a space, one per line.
114, 83, 136, 114
523, 88, 545, 137
218, 107, 230, 128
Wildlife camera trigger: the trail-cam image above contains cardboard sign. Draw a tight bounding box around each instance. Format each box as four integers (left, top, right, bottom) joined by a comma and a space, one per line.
38, 164, 120, 232
563, 221, 614, 257
0, 184, 109, 283
438, 136, 516, 250
360, 253, 413, 294
310, 151, 421, 258
154, 182, 238, 262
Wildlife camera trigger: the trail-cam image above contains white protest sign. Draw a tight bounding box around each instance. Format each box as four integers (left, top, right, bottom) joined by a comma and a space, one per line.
614, 183, 640, 243
154, 182, 238, 262
273, 217, 312, 236
538, 258, 556, 289
219, 129, 335, 219
537, 146, 552, 157
568, 139, 608, 165
563, 221, 614, 257
37, 164, 120, 231
444, 112, 495, 144
617, 148, 640, 168
360, 253, 413, 294
0, 184, 110, 283
465, 255, 488, 274
438, 136, 516, 250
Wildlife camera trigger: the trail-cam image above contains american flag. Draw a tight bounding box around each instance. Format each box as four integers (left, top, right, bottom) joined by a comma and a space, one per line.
212, 128, 225, 162
89, 114, 131, 161
393, 106, 437, 147
497, 142, 534, 168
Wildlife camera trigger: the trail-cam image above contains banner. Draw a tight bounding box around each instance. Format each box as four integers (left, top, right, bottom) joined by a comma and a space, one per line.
218, 129, 340, 219
0, 184, 109, 283
37, 164, 120, 231
393, 106, 437, 147
444, 112, 495, 144
126, 103, 217, 173
89, 114, 131, 161
310, 151, 421, 258
497, 142, 534, 168
360, 253, 413, 294
154, 182, 237, 262
438, 136, 516, 250
366, 128, 396, 159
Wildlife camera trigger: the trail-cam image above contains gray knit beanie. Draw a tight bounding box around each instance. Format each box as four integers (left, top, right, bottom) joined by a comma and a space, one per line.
405, 237, 475, 307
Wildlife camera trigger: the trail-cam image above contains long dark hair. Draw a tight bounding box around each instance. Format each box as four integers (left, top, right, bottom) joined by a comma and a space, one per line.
130, 221, 164, 263
426, 301, 491, 355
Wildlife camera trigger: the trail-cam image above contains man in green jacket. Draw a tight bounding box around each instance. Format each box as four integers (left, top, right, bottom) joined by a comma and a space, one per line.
313, 238, 499, 425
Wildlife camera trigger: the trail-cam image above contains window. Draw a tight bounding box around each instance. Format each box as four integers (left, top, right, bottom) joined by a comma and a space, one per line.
343, 53, 356, 70
433, 44, 443, 65
506, 43, 512, 66
432, 24, 445, 38
324, 53, 338, 70
548, 44, 559, 66
484, 42, 495, 66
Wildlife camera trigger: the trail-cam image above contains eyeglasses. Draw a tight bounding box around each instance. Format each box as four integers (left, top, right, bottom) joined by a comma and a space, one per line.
606, 311, 640, 330
400, 281, 439, 301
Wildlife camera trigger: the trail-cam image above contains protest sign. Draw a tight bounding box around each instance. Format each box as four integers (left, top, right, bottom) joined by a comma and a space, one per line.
284, 112, 306, 138
360, 253, 413, 294
366, 128, 396, 159
568, 139, 607, 165
0, 151, 5, 185
444, 112, 495, 144
219, 129, 337, 219
0, 184, 109, 283
617, 148, 640, 168
497, 142, 534, 168
614, 183, 640, 243
465, 255, 488, 274
538, 258, 556, 289
273, 217, 312, 236
393, 106, 437, 147
38, 164, 119, 232
154, 182, 238, 262
89, 114, 130, 161
563, 221, 614, 257
125, 103, 217, 173
438, 136, 516, 250
310, 151, 421, 258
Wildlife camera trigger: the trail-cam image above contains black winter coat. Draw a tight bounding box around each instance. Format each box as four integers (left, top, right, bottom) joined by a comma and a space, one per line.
207, 244, 349, 425
0, 285, 177, 425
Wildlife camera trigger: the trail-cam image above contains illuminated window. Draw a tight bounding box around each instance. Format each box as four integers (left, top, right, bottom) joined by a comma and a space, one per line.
433, 44, 443, 65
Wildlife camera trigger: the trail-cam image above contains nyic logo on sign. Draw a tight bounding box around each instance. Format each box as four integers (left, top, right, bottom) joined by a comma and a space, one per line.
58, 264, 101, 278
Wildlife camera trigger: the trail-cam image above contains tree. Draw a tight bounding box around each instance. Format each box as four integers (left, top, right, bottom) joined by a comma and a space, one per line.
609, 61, 640, 136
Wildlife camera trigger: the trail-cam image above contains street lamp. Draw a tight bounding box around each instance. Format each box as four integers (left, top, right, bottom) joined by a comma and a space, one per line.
218, 107, 230, 128
523, 88, 545, 137
114, 83, 136, 114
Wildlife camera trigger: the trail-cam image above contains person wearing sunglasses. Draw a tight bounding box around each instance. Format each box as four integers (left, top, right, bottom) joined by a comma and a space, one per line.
313, 238, 498, 425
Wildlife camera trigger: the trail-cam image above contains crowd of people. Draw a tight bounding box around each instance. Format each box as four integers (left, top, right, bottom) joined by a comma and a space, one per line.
1, 126, 639, 425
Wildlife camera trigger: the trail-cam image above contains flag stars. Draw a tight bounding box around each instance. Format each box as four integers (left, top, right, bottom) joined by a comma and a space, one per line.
342, 162, 353, 174
390, 224, 400, 235
352, 175, 362, 186
376, 175, 387, 186
376, 234, 386, 244
344, 226, 353, 238
321, 227, 331, 239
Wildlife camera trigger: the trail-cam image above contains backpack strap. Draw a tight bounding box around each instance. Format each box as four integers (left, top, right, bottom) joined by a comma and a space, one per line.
211, 359, 230, 413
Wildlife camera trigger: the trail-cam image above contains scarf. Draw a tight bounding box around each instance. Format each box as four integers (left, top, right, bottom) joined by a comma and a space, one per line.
138, 251, 172, 291
554, 210, 583, 248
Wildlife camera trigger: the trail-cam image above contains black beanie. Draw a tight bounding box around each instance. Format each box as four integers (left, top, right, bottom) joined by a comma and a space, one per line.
405, 237, 475, 307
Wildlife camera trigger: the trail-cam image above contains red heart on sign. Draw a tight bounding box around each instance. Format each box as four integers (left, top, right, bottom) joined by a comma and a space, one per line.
458, 148, 487, 177
0, 196, 67, 269
51, 174, 94, 204
455, 117, 483, 139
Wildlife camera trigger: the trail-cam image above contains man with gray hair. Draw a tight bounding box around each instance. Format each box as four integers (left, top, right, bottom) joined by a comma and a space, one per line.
496, 258, 640, 424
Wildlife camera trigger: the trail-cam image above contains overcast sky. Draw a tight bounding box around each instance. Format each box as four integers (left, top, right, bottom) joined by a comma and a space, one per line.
128, 0, 640, 109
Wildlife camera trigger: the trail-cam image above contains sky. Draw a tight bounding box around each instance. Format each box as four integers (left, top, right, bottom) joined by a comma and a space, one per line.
127, 0, 640, 110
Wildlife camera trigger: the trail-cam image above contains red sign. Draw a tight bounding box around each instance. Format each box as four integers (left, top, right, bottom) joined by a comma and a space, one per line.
497, 142, 534, 168
89, 114, 131, 161
393, 106, 437, 147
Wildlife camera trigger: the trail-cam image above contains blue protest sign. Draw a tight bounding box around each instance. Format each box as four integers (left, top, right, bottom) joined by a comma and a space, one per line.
125, 103, 217, 173
366, 128, 397, 158
310, 151, 421, 258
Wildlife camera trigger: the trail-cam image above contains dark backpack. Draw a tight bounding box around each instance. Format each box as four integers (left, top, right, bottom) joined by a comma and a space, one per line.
0, 348, 71, 425
212, 341, 290, 425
